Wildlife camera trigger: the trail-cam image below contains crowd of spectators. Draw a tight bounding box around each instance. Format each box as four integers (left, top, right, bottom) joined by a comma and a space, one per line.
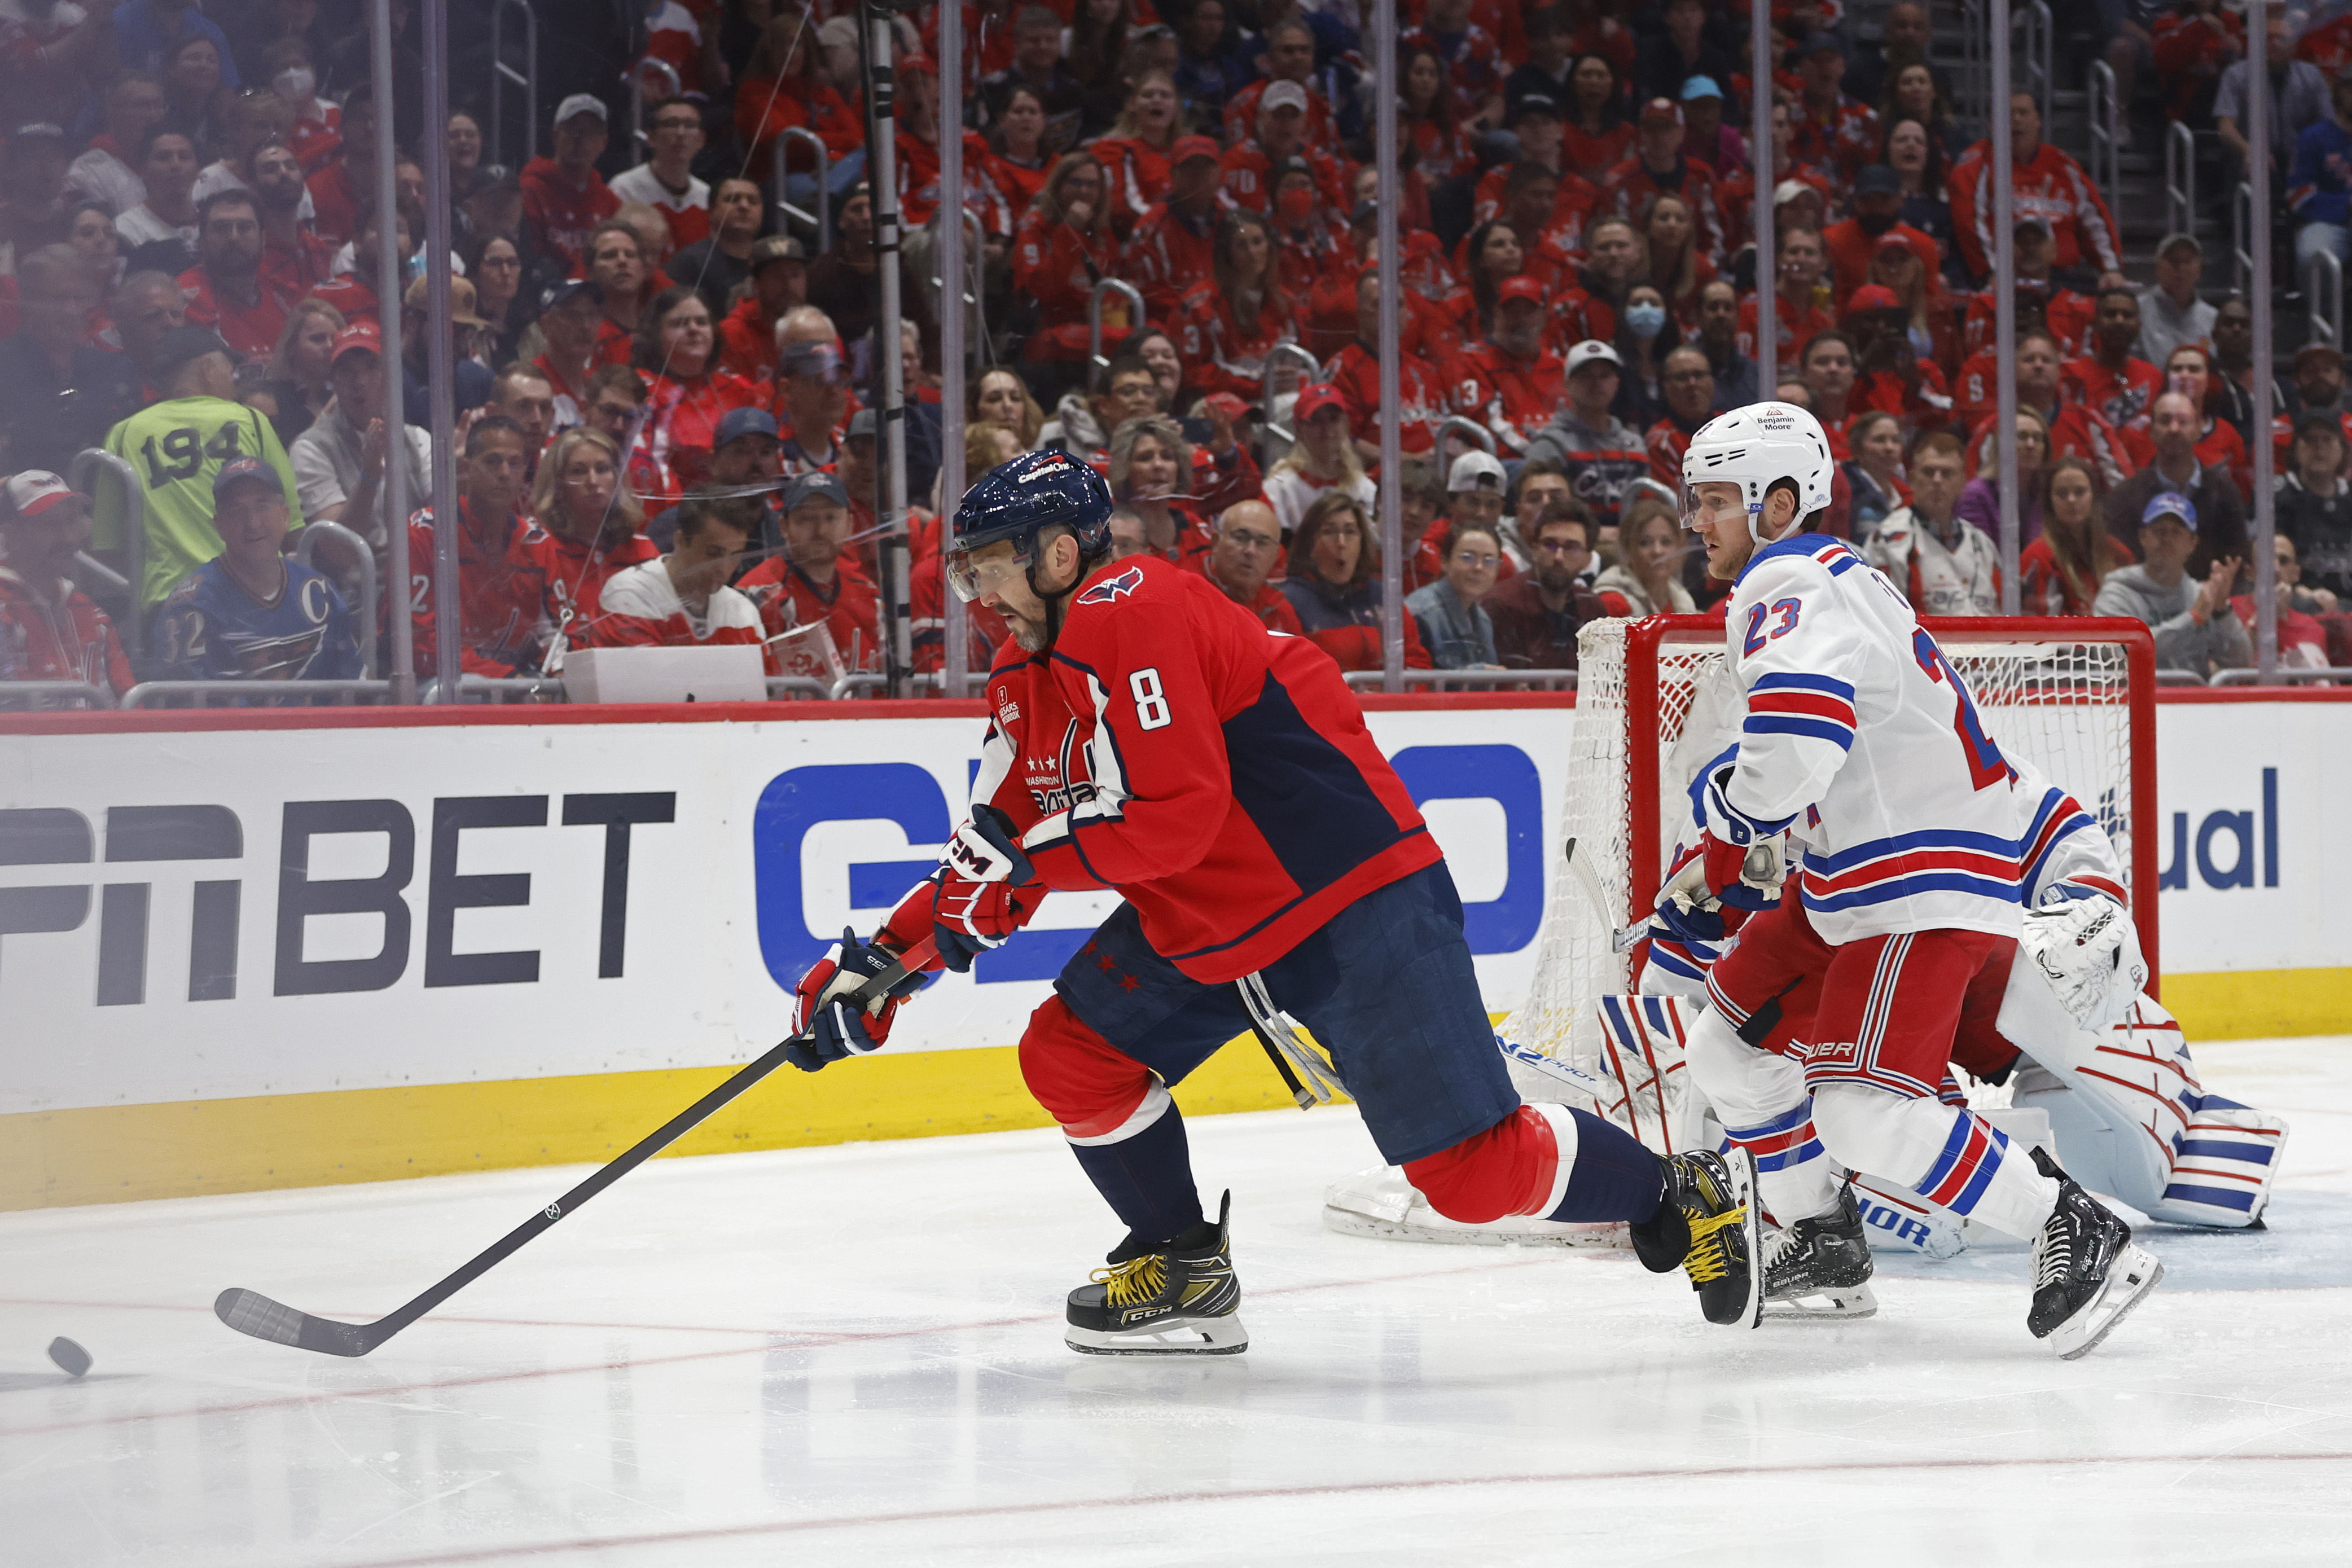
3, 0, 2351, 704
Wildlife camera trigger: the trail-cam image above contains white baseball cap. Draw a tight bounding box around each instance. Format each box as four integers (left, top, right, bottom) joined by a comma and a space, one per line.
0, 470, 85, 521
1262, 80, 1310, 115
1564, 340, 1623, 376
1447, 449, 1507, 493
555, 93, 608, 126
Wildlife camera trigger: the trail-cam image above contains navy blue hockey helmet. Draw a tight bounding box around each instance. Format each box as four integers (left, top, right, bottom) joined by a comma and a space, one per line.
946, 449, 1113, 601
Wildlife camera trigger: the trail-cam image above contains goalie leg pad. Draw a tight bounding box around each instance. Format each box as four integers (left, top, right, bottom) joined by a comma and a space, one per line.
2147, 1095, 2290, 1228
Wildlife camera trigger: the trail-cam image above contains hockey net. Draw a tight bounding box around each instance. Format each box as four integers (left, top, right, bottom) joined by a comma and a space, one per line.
1500, 615, 2160, 1073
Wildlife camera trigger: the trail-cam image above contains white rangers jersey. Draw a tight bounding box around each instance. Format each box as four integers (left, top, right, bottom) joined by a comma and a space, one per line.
1705, 532, 2024, 946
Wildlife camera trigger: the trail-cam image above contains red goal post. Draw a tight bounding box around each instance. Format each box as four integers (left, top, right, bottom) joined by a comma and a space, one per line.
1504, 614, 2160, 1067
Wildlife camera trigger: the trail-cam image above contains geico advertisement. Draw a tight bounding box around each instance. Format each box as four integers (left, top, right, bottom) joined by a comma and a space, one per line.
0, 709, 1567, 1114
2152, 700, 2352, 973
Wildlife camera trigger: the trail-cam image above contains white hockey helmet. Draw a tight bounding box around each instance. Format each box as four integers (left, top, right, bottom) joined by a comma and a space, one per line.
1679, 399, 1837, 543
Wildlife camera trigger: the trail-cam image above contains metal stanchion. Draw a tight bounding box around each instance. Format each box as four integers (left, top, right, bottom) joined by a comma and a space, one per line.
1374, 0, 1401, 695
941, 0, 968, 698
372, 0, 415, 701
423, 0, 460, 696
1751, 0, 1774, 386
1992, 0, 2020, 613
863, 5, 912, 696
2247, 0, 2276, 679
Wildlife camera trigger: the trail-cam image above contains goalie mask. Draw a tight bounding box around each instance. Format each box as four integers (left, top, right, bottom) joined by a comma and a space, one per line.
1679, 400, 1836, 544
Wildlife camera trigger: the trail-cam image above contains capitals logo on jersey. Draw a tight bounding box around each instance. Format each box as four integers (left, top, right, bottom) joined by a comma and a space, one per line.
1076, 565, 1145, 606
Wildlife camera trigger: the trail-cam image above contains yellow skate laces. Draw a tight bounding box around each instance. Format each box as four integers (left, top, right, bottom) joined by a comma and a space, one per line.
1092, 1254, 1169, 1308
1681, 1205, 1748, 1284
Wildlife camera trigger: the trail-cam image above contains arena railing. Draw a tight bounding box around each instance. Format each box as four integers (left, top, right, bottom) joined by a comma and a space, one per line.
2235, 181, 2254, 293
1433, 416, 1498, 490
69, 447, 143, 663
121, 679, 398, 709
293, 520, 379, 677
416, 675, 565, 704
1260, 343, 1327, 442
1089, 278, 1147, 377
2021, 0, 2053, 129
2086, 59, 2120, 214
2165, 121, 2196, 243
1342, 670, 1577, 692
770, 126, 831, 254
2307, 250, 2344, 349
0, 681, 117, 710
489, 0, 538, 173
2154, 669, 2209, 686
629, 57, 682, 162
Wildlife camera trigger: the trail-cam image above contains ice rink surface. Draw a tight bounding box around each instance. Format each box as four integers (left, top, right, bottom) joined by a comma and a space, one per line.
6, 1038, 2352, 1567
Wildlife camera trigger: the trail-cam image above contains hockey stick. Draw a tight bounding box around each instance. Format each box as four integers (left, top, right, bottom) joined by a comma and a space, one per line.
1557, 836, 1646, 955
214, 938, 938, 1358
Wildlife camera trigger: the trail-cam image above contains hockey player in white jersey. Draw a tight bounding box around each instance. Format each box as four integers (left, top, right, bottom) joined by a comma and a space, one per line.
1663, 401, 2162, 1358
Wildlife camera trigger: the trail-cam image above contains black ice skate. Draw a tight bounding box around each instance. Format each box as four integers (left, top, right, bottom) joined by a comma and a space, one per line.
2027, 1148, 2164, 1360
1065, 1190, 1249, 1356
1763, 1183, 1877, 1320
1631, 1148, 1762, 1329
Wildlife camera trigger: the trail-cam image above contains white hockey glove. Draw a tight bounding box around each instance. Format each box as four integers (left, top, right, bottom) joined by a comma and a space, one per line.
2020, 885, 2147, 1031
1660, 831, 1786, 916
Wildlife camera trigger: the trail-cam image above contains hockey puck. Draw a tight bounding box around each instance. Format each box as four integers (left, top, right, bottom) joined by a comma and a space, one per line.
47, 1337, 91, 1379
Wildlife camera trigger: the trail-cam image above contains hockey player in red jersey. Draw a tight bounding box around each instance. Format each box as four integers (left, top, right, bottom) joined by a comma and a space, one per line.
787, 451, 1765, 1353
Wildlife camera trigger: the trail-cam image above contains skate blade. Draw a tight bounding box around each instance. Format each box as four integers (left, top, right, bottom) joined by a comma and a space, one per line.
1731, 1148, 1765, 1330
1764, 1281, 1879, 1320
1065, 1315, 1250, 1356
1322, 1204, 1627, 1250
2049, 1246, 2164, 1361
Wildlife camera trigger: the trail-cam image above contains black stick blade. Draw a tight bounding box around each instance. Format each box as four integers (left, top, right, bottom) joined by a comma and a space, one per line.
214, 1288, 375, 1358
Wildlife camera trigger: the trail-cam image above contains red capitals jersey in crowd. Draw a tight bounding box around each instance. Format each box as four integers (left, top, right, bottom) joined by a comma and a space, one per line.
1012, 207, 1121, 337
1274, 214, 1357, 299
1471, 163, 1599, 234
1462, 339, 1565, 455
959, 554, 1440, 983
1409, 117, 1477, 185
1963, 403, 2139, 490
0, 567, 131, 695
304, 159, 362, 245
1596, 157, 1727, 263
718, 296, 782, 381
2111, 412, 2248, 497
1949, 140, 2121, 279
585, 558, 775, 671
1561, 122, 1635, 186
1737, 291, 1836, 374
1853, 362, 1953, 424
743, 557, 883, 670
1224, 77, 1339, 147
1789, 93, 1881, 183
1401, 23, 1503, 124
401, 501, 543, 678
639, 369, 762, 502
305, 273, 379, 330
893, 121, 945, 229
1964, 284, 2095, 358
176, 267, 291, 364
1175, 281, 1298, 402
2154, 7, 2244, 119
2300, 11, 2352, 76
1192, 567, 1306, 634
1092, 135, 1176, 229
260, 230, 338, 300
1328, 340, 1456, 456
2062, 353, 2164, 432
1546, 282, 1617, 357
911, 554, 1010, 675
1121, 200, 1223, 323
1219, 139, 1352, 217
1645, 415, 1701, 487
2272, 407, 2352, 471
287, 103, 341, 174
512, 522, 660, 653
1822, 218, 1940, 307
1718, 159, 1832, 252
519, 159, 622, 278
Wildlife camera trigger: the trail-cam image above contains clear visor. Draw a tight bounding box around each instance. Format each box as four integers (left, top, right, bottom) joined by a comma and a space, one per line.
946, 547, 1034, 604
1680, 483, 1758, 535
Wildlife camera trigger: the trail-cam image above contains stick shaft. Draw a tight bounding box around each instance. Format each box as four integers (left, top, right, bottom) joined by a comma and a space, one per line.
357, 937, 937, 1346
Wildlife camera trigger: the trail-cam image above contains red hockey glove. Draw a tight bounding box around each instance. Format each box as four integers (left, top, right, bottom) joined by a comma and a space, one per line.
787, 928, 927, 1071
942, 803, 1036, 886
930, 873, 1042, 973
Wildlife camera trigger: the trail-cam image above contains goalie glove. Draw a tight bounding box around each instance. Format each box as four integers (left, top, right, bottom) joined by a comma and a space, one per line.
787, 928, 927, 1071
2020, 884, 2147, 1031
1659, 829, 1787, 917
942, 802, 1037, 886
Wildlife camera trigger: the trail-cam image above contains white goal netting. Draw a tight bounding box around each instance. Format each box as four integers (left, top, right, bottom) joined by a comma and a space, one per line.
1500, 616, 2149, 1073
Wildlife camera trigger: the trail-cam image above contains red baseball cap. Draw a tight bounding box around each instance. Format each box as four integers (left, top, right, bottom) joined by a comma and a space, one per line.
330, 320, 381, 364
1846, 284, 1903, 313
897, 52, 939, 78
1873, 231, 1915, 258
1639, 98, 1683, 129
1292, 383, 1346, 421
1498, 275, 1547, 306
1172, 134, 1222, 165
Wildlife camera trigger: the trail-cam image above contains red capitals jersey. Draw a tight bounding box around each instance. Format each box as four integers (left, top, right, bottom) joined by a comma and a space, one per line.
1329, 340, 1455, 456
1822, 219, 1940, 308
1719, 160, 1832, 253
1546, 283, 1616, 358
2298, 11, 2352, 78
1737, 291, 1836, 374
1790, 92, 1881, 183
1012, 207, 1121, 334
1176, 281, 1299, 402
1963, 403, 2138, 490
260, 230, 339, 301
587, 559, 775, 671
2062, 354, 2164, 432
639, 368, 763, 503
742, 557, 882, 670
1408, 116, 1477, 185
1964, 284, 2095, 358
1461, 339, 1565, 455
1219, 139, 1353, 218
1645, 415, 1698, 487
1561, 122, 1635, 186
1122, 200, 1224, 323
1224, 77, 1338, 147
519, 159, 622, 278
1596, 157, 1727, 264
1471, 164, 1599, 235
511, 522, 660, 652
0, 567, 131, 695
911, 552, 1010, 676
402, 500, 543, 678
1092, 135, 1176, 229
177, 266, 291, 366
967, 554, 1440, 983
1949, 140, 2121, 279
1401, 23, 1502, 123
